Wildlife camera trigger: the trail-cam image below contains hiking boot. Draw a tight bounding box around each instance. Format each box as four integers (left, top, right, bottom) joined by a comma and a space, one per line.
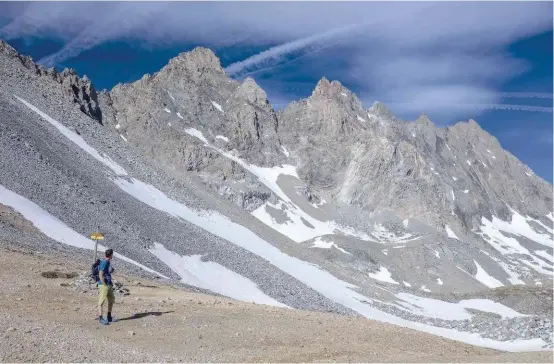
99, 317, 109, 325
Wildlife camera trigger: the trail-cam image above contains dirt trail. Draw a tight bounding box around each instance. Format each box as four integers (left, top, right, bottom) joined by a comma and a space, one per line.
0, 246, 552, 363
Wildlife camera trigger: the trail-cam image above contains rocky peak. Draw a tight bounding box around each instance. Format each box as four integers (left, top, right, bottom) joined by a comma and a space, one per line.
368, 101, 394, 118
311, 77, 350, 99
447, 118, 492, 142
1, 39, 43, 73
54, 69, 102, 123
416, 113, 434, 127
307, 77, 366, 118
0, 40, 102, 123
163, 47, 225, 80
0, 39, 18, 57
235, 77, 270, 108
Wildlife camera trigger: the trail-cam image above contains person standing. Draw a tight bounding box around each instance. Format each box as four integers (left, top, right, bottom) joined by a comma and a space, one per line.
97, 248, 116, 325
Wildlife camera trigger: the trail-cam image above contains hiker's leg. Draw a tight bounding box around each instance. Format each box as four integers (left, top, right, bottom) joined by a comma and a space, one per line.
107, 286, 115, 317
98, 285, 107, 318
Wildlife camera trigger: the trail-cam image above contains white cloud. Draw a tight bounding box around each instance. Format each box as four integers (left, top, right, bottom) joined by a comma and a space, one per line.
225, 24, 360, 77
499, 92, 553, 99
1, 1, 551, 117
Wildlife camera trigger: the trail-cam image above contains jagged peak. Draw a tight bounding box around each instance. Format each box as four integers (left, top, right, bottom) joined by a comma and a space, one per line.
0, 39, 18, 57
311, 77, 353, 99
447, 118, 500, 147
235, 77, 269, 106
165, 46, 224, 76
450, 118, 487, 134
368, 101, 394, 118
416, 113, 434, 127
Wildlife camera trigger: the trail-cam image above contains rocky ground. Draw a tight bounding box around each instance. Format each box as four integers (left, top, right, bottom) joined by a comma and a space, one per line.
1, 244, 552, 363
369, 295, 553, 345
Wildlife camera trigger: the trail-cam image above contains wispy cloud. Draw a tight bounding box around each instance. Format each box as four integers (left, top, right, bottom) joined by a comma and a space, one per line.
224, 24, 360, 77
0, 1, 552, 119
384, 102, 553, 116
477, 104, 553, 113
498, 92, 553, 99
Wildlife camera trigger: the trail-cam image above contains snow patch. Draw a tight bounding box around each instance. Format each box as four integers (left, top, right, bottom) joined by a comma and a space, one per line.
445, 225, 460, 240
357, 115, 366, 122
466, 160, 472, 166
403, 281, 412, 287
434, 250, 440, 259
120, 134, 128, 142
311, 237, 351, 254
367, 266, 399, 285
176, 112, 184, 119
534, 250, 554, 263
463, 190, 469, 194
164, 107, 171, 113
15, 95, 128, 176
526, 216, 553, 235
420, 285, 431, 292
395, 293, 527, 321
281, 145, 290, 157
111, 176, 547, 350
211, 101, 224, 113
216, 135, 229, 142
477, 213, 553, 276
452, 176, 458, 181
0, 184, 166, 278
149, 242, 286, 307
473, 260, 504, 288
185, 128, 373, 244
167, 91, 175, 101
436, 278, 443, 285
372, 223, 420, 245
480, 251, 525, 285
496, 208, 552, 248
115, 123, 121, 130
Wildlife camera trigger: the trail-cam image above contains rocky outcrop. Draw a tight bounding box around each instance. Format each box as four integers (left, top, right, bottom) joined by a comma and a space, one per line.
0, 40, 102, 123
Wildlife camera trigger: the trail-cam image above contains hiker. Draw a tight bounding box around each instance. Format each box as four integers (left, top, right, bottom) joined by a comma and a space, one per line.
97, 248, 117, 325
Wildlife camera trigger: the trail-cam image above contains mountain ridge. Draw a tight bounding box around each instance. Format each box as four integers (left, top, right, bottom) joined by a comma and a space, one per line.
1, 38, 552, 352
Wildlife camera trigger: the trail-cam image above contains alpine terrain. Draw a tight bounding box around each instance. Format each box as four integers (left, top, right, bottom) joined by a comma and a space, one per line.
1, 40, 553, 357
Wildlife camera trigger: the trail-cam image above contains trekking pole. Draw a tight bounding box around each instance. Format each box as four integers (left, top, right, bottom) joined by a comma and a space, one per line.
93, 237, 98, 263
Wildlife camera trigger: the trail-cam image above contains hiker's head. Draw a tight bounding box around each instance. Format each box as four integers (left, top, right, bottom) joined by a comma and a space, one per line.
105, 248, 114, 260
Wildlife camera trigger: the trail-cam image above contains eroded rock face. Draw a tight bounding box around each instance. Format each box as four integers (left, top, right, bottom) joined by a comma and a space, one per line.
4, 39, 551, 260
0, 40, 102, 123
100, 44, 552, 230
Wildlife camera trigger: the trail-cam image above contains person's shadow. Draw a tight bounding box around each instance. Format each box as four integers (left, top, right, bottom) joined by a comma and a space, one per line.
117, 311, 174, 321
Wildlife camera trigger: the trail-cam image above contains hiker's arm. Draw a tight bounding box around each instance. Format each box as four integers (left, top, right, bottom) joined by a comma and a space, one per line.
99, 270, 106, 285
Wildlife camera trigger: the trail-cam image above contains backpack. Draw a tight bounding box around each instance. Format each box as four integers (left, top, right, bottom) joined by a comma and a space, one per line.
91, 259, 101, 283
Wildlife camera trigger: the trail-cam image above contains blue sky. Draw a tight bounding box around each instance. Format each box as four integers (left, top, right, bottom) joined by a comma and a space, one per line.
1, 1, 552, 182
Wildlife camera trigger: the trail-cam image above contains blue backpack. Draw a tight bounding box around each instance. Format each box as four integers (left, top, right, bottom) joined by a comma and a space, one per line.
91, 259, 101, 283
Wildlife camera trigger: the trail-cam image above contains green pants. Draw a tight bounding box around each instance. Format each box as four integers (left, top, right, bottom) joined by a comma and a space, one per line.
98, 284, 115, 306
